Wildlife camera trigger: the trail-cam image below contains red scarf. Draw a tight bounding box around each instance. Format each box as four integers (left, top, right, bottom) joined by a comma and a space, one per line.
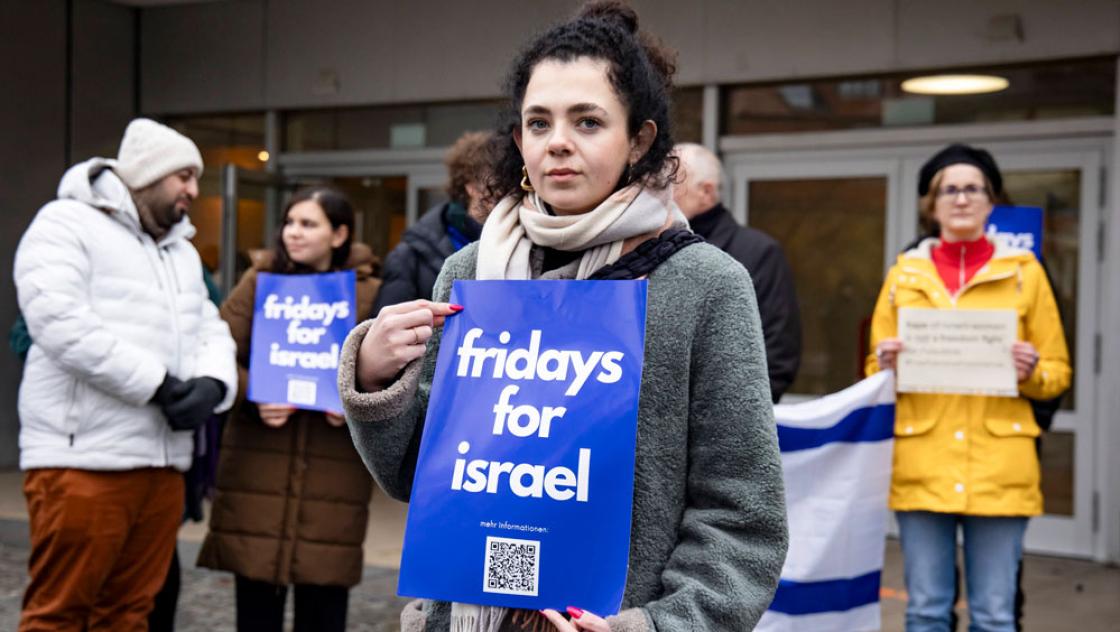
931, 236, 994, 295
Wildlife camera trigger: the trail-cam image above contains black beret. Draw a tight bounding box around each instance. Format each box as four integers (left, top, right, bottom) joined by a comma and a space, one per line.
918, 143, 1003, 198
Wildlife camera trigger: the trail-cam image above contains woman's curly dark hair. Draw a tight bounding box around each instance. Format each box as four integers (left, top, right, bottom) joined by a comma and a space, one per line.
485, 0, 678, 207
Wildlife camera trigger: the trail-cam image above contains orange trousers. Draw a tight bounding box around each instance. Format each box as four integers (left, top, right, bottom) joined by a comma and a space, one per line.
19, 467, 184, 632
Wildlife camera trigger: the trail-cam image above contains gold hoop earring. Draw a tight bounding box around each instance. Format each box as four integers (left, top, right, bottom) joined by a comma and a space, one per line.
520, 166, 535, 193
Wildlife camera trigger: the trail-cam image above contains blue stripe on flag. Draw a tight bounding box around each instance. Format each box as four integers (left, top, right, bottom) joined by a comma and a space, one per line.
776, 404, 894, 453
768, 570, 881, 615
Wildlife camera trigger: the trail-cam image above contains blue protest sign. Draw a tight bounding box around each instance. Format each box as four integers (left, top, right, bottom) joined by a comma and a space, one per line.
987, 205, 1043, 259
247, 270, 356, 413
398, 280, 648, 615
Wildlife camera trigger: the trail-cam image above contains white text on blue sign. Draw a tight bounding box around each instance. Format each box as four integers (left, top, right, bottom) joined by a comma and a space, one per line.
449, 327, 626, 503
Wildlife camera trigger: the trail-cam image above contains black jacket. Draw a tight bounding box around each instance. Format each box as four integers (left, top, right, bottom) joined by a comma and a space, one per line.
691, 204, 802, 402
374, 203, 479, 312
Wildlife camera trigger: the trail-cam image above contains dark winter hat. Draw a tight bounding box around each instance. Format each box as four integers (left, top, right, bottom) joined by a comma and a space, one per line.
917, 143, 1002, 198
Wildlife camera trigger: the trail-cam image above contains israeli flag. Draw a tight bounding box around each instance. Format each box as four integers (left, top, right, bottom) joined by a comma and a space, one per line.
756, 371, 896, 632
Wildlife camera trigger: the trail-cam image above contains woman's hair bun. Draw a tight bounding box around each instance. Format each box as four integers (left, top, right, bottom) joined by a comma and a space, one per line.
578, 0, 676, 86
578, 0, 639, 35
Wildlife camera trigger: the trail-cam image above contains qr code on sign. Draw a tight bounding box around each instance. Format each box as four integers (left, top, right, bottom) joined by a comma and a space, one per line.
287, 379, 317, 406
483, 536, 540, 596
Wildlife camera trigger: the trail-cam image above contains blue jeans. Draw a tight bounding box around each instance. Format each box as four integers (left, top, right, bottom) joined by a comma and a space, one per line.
897, 511, 1028, 632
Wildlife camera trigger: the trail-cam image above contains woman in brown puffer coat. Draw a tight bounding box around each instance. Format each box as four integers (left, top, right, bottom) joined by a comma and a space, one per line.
197, 187, 381, 632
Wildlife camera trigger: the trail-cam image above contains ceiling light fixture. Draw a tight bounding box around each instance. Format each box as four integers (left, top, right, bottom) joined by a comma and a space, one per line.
901, 74, 1009, 95
258, 150, 270, 162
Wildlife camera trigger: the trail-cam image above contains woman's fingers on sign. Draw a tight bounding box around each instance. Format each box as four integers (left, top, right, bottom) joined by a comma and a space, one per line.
876, 337, 903, 370
413, 300, 463, 328
568, 608, 609, 632
538, 608, 610, 632
539, 609, 576, 632
257, 403, 294, 428
358, 301, 463, 390
1011, 340, 1039, 381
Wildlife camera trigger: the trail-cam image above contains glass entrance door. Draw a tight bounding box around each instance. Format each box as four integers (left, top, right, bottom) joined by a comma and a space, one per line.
728, 157, 899, 399
276, 150, 450, 256
980, 145, 1101, 558
218, 164, 290, 298
221, 167, 423, 279
277, 173, 439, 262
317, 175, 408, 260
727, 138, 1105, 558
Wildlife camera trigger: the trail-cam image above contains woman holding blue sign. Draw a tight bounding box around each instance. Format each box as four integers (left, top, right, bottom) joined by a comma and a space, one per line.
339, 3, 787, 631
198, 187, 381, 632
868, 144, 1071, 632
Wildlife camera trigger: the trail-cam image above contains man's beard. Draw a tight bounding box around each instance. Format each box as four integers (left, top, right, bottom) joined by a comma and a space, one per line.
135, 191, 187, 239
153, 199, 186, 228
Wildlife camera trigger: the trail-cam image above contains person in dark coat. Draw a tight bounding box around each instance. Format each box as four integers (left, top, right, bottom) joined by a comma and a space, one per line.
673, 143, 802, 402
374, 131, 492, 311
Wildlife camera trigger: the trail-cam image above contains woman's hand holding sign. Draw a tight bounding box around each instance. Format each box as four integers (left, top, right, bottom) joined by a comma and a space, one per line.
357, 300, 463, 392
881, 336, 1038, 381
257, 404, 344, 428
1011, 340, 1040, 382
258, 403, 295, 428
540, 607, 610, 632
875, 338, 903, 371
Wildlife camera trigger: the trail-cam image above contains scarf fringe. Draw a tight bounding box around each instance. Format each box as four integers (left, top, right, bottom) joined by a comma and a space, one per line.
451, 603, 508, 632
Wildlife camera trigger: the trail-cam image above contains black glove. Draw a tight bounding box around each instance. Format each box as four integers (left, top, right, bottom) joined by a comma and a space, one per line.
151, 373, 185, 407
163, 377, 226, 432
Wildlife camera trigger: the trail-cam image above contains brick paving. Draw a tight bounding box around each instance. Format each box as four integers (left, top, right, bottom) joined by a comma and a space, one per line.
3, 517, 1119, 630
0, 535, 411, 631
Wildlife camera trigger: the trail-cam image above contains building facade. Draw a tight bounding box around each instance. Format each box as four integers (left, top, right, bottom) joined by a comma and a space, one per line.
4, 0, 1120, 564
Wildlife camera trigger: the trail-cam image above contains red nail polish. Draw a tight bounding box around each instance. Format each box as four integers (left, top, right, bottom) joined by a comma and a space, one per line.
449, 304, 464, 312
567, 606, 583, 619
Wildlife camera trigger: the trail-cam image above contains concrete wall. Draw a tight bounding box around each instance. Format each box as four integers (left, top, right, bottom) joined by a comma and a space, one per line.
72, 0, 138, 160
0, 0, 135, 469
140, 0, 1120, 115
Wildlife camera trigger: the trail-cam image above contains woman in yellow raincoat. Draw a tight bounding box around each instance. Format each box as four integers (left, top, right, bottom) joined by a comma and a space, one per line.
867, 144, 1070, 632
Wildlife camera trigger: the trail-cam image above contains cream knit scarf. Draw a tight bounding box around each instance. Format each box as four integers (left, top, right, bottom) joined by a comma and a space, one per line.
476, 183, 684, 281
451, 183, 681, 632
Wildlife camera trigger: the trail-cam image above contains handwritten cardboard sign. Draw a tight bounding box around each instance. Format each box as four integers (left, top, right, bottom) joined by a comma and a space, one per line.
897, 307, 1018, 397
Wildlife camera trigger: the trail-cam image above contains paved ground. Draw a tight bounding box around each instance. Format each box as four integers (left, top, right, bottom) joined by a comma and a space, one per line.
0, 527, 410, 631
876, 532, 1120, 631
1, 467, 1118, 630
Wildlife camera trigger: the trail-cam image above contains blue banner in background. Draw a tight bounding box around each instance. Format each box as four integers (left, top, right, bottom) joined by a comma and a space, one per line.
247, 270, 356, 413
398, 280, 648, 615
987, 205, 1044, 259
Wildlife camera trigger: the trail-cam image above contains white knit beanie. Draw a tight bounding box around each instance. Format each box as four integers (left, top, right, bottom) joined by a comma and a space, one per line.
114, 118, 204, 190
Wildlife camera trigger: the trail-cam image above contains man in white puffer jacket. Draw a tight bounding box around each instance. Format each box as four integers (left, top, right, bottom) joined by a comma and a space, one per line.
13, 118, 237, 631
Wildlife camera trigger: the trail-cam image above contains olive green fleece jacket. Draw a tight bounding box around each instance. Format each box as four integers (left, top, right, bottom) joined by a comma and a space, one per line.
338, 241, 788, 632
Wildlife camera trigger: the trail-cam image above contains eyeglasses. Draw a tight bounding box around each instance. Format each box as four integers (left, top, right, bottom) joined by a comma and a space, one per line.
937, 184, 989, 200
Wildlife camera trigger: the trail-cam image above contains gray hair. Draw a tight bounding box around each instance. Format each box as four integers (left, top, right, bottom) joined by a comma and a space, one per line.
673, 143, 723, 190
